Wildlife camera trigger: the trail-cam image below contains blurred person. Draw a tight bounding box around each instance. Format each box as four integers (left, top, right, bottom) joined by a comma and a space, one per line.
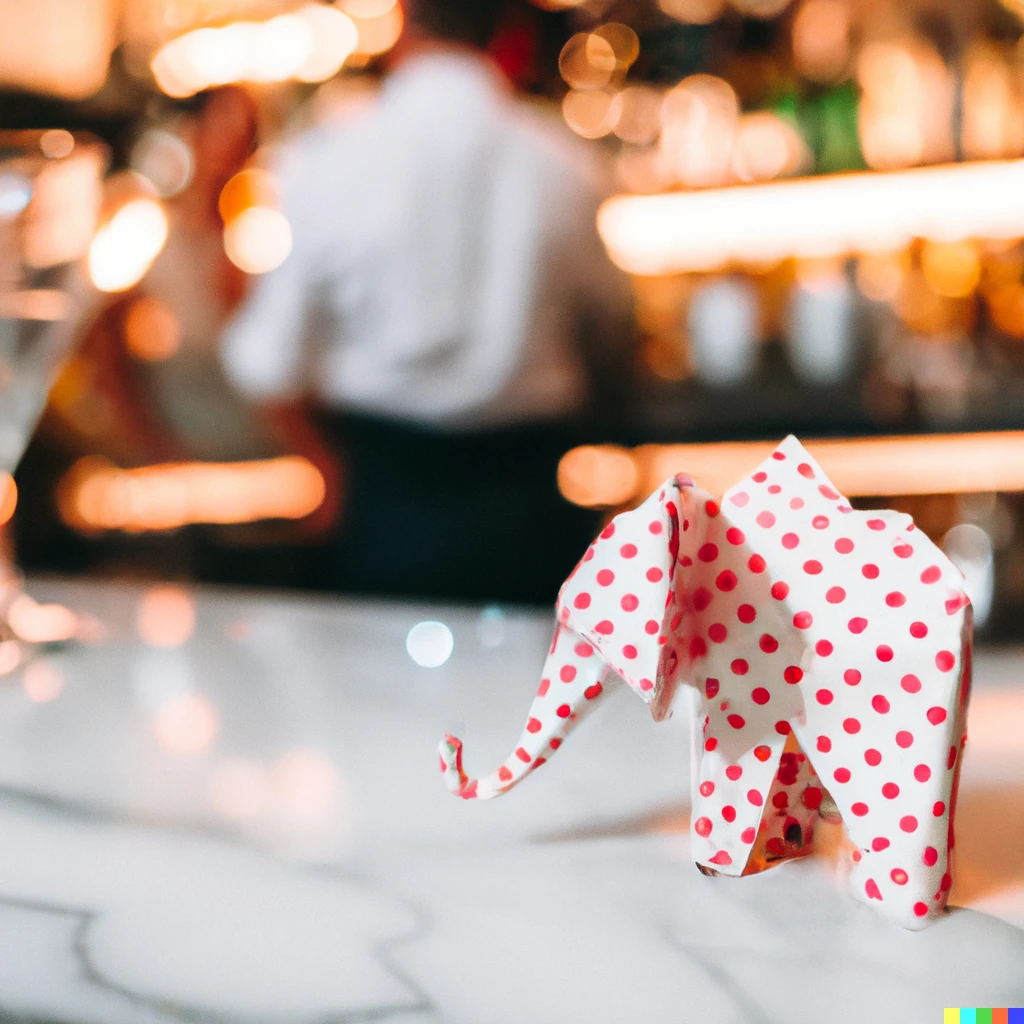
221, 0, 635, 603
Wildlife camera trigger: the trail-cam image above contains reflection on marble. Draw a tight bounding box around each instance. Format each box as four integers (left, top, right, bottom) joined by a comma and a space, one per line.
0, 577, 1019, 1023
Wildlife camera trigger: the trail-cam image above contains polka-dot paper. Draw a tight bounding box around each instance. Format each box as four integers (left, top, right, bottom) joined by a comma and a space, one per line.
440, 436, 972, 930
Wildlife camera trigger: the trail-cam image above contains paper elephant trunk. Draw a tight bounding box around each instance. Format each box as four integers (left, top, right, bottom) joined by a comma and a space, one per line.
439, 436, 973, 930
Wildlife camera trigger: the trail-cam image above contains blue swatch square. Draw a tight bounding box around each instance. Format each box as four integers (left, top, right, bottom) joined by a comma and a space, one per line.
1007, 1009, 1024, 1024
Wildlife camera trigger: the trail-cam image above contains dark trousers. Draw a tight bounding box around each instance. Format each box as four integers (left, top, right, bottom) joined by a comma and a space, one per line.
312, 411, 600, 605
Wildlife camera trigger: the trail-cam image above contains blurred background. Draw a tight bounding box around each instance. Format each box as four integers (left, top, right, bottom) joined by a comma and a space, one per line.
4, 0, 1024, 634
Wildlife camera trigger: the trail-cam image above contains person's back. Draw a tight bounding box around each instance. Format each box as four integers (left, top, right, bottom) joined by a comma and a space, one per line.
221, 0, 634, 602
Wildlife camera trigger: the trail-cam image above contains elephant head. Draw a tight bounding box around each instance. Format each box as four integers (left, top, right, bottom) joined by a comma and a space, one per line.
440, 436, 972, 930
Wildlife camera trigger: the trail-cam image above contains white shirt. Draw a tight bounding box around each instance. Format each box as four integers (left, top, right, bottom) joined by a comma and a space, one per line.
221, 52, 631, 429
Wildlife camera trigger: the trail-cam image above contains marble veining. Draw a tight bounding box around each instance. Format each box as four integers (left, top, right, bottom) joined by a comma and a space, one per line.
0, 578, 1018, 1023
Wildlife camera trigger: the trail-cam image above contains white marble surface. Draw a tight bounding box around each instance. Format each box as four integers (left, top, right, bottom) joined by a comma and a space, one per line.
0, 576, 1020, 1023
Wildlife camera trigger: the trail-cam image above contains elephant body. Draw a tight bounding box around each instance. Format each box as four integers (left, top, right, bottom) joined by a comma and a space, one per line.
441, 436, 972, 930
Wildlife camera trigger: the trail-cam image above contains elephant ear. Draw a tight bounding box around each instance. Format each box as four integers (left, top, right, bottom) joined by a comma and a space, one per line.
557, 475, 714, 715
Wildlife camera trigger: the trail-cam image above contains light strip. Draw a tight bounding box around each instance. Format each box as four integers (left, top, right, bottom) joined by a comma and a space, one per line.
559, 432, 1024, 507
598, 160, 1024, 275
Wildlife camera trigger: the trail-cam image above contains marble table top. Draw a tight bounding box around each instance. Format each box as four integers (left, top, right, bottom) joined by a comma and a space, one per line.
0, 577, 1022, 1024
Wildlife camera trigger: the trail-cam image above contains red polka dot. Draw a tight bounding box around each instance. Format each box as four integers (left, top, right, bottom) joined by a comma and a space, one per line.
721, 805, 737, 822
752, 687, 771, 705
803, 787, 823, 810
597, 569, 615, 587
699, 780, 715, 797
834, 767, 851, 783
940, 872, 952, 891
819, 485, 840, 500
560, 665, 577, 683
921, 565, 942, 584
872, 837, 890, 851
901, 673, 922, 694
900, 815, 918, 833
775, 720, 792, 735
583, 548, 595, 562
753, 471, 768, 483
705, 737, 718, 751
864, 748, 882, 766
728, 714, 746, 729
621, 594, 639, 612
705, 500, 720, 517
693, 587, 713, 611
935, 650, 956, 672
759, 633, 779, 653
862, 563, 880, 579
896, 730, 914, 748
741, 827, 756, 843
695, 816, 713, 837
595, 620, 614, 635
725, 527, 746, 546
537, 679, 550, 697
771, 582, 790, 600
747, 789, 763, 806
620, 543, 638, 558
498, 766, 513, 782
573, 592, 591, 609
803, 559, 822, 574
933, 801, 946, 816
708, 623, 727, 643
731, 659, 749, 676
784, 665, 804, 684
556, 704, 571, 718
756, 511, 776, 528
782, 533, 800, 550
885, 591, 906, 608
813, 515, 830, 529
923, 847, 939, 866
844, 669, 861, 685
848, 617, 868, 634
649, 521, 663, 535
585, 683, 603, 700
768, 485, 782, 495
882, 782, 900, 799
772, 451, 786, 461
738, 604, 757, 624
646, 567, 664, 584
748, 554, 767, 574
574, 643, 594, 658
645, 620, 660, 635
909, 622, 928, 639
790, 497, 805, 510
817, 735, 832, 752
826, 587, 846, 604
948, 745, 957, 769
729, 491, 749, 508
816, 689, 834, 705
876, 645, 894, 663
891, 868, 909, 886
835, 537, 854, 554
867, 519, 886, 531
843, 718, 861, 734
754, 745, 772, 761
772, 792, 789, 809
913, 902, 929, 917
601, 523, 616, 539
816, 639, 834, 656
705, 678, 720, 698
926, 707, 947, 725
793, 611, 813, 629
699, 543, 719, 563
851, 801, 869, 816
894, 543, 914, 558
622, 645, 638, 660
716, 570, 738, 591
914, 764, 932, 782
526, 717, 542, 733
725, 764, 743, 780
690, 637, 708, 658
796, 462, 814, 478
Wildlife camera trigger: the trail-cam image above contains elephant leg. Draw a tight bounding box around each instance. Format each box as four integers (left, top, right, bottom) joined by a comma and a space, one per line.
440, 623, 622, 800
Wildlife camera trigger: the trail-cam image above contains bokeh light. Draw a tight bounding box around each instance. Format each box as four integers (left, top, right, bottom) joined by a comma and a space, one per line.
406, 621, 454, 668
0, 473, 17, 527
223, 207, 293, 275
7, 595, 78, 644
658, 0, 727, 24
272, 748, 340, 820
154, 692, 220, 755
88, 198, 169, 293
660, 75, 739, 188
856, 250, 909, 303
124, 296, 182, 362
731, 112, 809, 182
349, 2, 403, 58
563, 89, 620, 139
22, 660, 65, 704
210, 758, 269, 820
131, 130, 194, 199
557, 446, 639, 508
137, 584, 197, 648
921, 240, 982, 299
792, 0, 851, 83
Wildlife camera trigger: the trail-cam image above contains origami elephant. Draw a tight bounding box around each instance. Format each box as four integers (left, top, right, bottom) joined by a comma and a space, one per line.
440, 436, 972, 930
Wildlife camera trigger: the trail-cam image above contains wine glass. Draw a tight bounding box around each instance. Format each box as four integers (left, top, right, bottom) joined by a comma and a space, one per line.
0, 130, 106, 668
